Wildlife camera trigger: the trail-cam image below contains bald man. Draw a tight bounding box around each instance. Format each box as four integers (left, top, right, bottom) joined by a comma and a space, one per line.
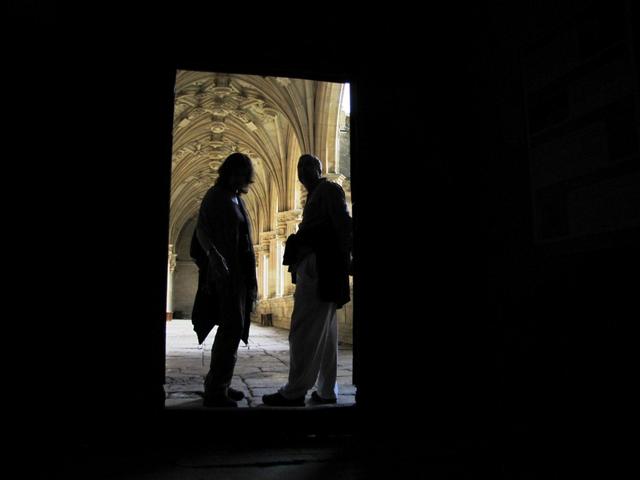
263, 154, 352, 406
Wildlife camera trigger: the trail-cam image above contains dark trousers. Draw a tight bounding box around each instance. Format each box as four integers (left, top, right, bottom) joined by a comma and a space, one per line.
204, 278, 247, 396
204, 323, 242, 395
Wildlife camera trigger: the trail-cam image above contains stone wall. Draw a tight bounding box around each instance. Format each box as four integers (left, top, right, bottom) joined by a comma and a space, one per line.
336, 299, 353, 345
172, 261, 198, 319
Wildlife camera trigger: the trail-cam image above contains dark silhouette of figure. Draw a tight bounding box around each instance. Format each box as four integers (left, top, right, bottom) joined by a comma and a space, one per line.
263, 154, 352, 406
190, 153, 257, 407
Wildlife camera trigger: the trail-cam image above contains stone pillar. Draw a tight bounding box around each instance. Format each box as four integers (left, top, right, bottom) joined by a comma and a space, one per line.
277, 237, 285, 297
269, 233, 280, 298
166, 244, 177, 321
275, 217, 287, 298
260, 231, 277, 298
254, 242, 269, 300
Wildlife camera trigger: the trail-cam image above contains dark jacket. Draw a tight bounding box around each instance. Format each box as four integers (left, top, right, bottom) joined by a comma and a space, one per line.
283, 179, 352, 308
191, 184, 257, 344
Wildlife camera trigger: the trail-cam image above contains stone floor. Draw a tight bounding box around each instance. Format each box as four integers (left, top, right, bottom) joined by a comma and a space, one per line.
165, 320, 355, 408
33, 323, 561, 478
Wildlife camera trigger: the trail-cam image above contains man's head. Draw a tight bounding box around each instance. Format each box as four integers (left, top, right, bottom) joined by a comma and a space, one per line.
218, 153, 254, 194
297, 154, 322, 190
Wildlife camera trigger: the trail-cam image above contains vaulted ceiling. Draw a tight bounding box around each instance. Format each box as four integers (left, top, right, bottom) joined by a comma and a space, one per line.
169, 71, 345, 247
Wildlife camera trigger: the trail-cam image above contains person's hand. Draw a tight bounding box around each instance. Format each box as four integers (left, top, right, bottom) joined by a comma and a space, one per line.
208, 254, 230, 281
204, 256, 229, 295
213, 261, 230, 280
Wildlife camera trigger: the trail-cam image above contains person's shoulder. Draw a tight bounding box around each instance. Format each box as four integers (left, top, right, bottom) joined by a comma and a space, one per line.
320, 179, 346, 196
202, 184, 217, 195
207, 184, 232, 201
318, 178, 340, 190
201, 185, 229, 210
200, 185, 215, 203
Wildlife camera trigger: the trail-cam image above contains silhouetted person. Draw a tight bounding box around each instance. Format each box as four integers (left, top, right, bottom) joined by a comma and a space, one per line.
190, 153, 257, 407
263, 154, 352, 406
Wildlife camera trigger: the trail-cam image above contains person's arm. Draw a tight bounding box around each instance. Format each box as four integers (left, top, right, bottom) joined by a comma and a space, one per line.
196, 192, 231, 280
196, 225, 229, 279
325, 183, 353, 254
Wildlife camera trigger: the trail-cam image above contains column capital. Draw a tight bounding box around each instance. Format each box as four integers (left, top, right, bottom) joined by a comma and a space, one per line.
259, 230, 276, 248
277, 210, 302, 237
254, 243, 269, 254
327, 173, 351, 192
260, 230, 276, 241
277, 209, 303, 224
326, 173, 346, 186
168, 244, 177, 273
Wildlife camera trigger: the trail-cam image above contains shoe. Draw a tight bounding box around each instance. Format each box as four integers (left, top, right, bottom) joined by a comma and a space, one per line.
310, 391, 337, 404
203, 394, 238, 408
262, 391, 305, 407
227, 387, 245, 401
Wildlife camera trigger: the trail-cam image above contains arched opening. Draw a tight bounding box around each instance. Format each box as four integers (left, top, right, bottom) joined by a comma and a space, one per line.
164, 71, 354, 408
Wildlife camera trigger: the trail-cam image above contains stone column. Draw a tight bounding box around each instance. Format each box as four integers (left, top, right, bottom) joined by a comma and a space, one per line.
275, 216, 287, 298
254, 242, 269, 300
166, 244, 177, 321
269, 233, 281, 298
260, 231, 277, 298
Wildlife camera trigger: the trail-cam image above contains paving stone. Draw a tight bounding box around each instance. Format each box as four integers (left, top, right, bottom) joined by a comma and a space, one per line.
337, 384, 356, 395
165, 398, 202, 408
166, 391, 202, 399
244, 378, 288, 389
166, 323, 354, 409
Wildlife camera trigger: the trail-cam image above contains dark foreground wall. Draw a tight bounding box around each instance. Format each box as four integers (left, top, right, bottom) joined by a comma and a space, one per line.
8, 2, 638, 476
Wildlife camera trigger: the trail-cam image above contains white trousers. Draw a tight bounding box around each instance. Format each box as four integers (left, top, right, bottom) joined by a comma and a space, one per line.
279, 253, 338, 400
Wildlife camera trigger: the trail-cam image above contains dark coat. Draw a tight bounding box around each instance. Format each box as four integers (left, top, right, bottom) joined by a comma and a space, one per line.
283, 229, 350, 308
191, 184, 257, 345
283, 180, 352, 308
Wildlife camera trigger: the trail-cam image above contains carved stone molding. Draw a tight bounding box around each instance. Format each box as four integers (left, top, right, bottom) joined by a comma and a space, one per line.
230, 109, 250, 123
208, 160, 222, 171
277, 209, 303, 224
260, 230, 276, 243
176, 117, 191, 129
262, 106, 278, 122
187, 106, 206, 120
326, 173, 347, 186
174, 102, 190, 117
208, 104, 229, 117
210, 121, 226, 134
240, 86, 262, 100
168, 245, 177, 273
223, 98, 238, 111
237, 144, 254, 156
210, 86, 233, 97
254, 243, 269, 254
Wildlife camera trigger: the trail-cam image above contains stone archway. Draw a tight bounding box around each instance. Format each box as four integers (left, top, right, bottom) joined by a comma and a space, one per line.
167, 71, 351, 340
